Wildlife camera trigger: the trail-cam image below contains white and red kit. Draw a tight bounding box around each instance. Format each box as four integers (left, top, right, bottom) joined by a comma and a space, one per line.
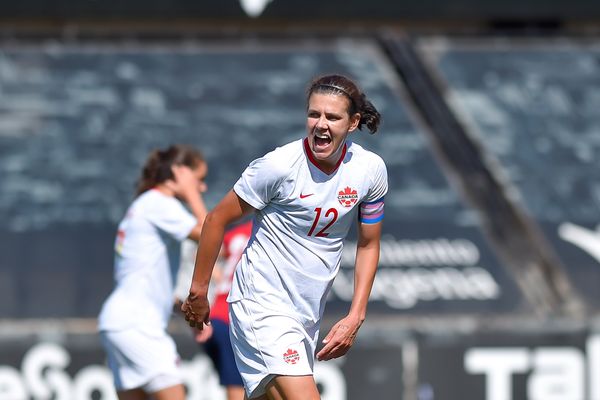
229, 138, 387, 397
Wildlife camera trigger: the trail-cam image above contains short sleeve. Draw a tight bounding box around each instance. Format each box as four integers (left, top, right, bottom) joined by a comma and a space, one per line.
365, 155, 388, 203
148, 197, 197, 241
233, 153, 284, 210
359, 155, 388, 224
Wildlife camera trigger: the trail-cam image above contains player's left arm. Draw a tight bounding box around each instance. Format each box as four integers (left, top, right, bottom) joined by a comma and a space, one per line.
317, 220, 381, 361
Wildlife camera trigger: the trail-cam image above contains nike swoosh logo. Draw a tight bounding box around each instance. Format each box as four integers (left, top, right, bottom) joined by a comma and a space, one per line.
300, 193, 314, 199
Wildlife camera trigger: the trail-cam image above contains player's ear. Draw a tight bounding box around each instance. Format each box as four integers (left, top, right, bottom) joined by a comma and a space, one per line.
348, 113, 361, 132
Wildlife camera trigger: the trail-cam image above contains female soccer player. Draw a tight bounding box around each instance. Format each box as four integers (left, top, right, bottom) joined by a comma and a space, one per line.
98, 144, 209, 400
183, 74, 388, 400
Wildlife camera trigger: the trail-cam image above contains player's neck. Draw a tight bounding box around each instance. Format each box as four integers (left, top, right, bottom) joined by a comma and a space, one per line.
153, 184, 175, 197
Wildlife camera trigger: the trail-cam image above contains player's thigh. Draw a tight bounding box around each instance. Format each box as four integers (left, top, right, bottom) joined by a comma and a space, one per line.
150, 383, 186, 400
226, 385, 245, 400
116, 388, 146, 400
266, 375, 319, 400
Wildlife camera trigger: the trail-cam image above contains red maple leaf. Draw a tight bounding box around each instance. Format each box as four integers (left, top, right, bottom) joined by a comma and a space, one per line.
283, 348, 300, 364
339, 186, 357, 196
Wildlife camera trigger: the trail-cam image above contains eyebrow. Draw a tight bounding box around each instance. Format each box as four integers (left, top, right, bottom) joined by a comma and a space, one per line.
307, 108, 344, 117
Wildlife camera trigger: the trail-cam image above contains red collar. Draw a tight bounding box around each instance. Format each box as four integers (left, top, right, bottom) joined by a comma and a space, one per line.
303, 137, 347, 175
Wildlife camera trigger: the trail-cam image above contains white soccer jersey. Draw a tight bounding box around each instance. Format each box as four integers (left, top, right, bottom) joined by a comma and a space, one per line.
229, 138, 388, 327
98, 189, 196, 331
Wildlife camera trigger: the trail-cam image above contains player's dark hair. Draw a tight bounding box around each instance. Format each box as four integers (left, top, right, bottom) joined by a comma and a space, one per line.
135, 144, 204, 196
307, 74, 381, 134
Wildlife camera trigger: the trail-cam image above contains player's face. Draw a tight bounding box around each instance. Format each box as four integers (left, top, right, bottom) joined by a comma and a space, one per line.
193, 161, 208, 193
306, 93, 360, 168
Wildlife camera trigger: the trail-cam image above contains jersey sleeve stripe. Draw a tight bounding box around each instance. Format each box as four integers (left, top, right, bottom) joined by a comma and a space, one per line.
360, 213, 384, 224
362, 202, 383, 210
359, 198, 384, 224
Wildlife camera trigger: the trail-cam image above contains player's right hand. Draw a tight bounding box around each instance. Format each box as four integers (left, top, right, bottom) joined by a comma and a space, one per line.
181, 292, 211, 329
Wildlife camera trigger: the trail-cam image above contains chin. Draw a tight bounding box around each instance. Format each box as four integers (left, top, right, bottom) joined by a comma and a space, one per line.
312, 150, 332, 160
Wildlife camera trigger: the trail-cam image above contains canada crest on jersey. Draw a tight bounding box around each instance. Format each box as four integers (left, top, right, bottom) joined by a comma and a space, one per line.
283, 348, 300, 364
338, 186, 358, 207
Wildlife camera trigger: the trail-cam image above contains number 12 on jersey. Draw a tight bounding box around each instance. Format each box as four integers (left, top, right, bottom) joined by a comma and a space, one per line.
308, 207, 338, 237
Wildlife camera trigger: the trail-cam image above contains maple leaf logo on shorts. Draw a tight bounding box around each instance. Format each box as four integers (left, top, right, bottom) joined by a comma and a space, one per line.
338, 186, 358, 207
283, 348, 300, 364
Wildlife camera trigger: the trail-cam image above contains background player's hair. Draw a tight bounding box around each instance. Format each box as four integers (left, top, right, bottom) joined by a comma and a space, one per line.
307, 74, 381, 134
135, 144, 204, 195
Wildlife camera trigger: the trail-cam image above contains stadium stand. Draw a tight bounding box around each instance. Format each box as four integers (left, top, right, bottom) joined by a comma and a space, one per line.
0, 38, 531, 320
417, 37, 600, 313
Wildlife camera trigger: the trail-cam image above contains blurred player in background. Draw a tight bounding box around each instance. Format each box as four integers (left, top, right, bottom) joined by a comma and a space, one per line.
98, 144, 209, 400
175, 220, 251, 400
182, 74, 388, 400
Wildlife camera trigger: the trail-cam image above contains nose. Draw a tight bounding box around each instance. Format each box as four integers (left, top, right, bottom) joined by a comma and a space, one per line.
315, 115, 328, 130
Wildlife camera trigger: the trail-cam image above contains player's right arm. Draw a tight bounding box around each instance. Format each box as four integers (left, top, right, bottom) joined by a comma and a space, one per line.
182, 190, 254, 329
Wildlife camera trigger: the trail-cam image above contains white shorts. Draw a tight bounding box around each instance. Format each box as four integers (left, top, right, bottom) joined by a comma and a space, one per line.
99, 327, 182, 392
229, 298, 319, 398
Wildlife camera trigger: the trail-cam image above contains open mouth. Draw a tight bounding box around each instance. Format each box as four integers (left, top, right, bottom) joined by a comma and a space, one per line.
314, 132, 332, 150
